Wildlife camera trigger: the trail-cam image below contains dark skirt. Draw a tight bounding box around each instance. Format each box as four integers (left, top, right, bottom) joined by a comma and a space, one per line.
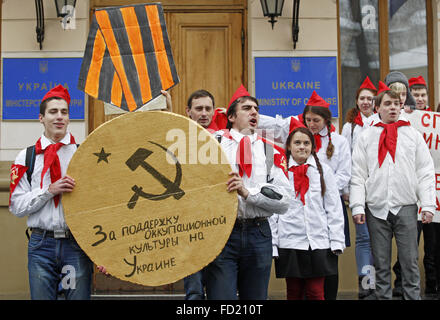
275, 248, 338, 279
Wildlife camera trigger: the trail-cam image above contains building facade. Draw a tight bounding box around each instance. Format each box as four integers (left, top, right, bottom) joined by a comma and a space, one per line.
0, 0, 438, 299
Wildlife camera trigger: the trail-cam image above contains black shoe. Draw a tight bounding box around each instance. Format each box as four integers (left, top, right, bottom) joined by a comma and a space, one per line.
392, 286, 403, 297
425, 285, 437, 295
358, 276, 371, 300
363, 291, 377, 300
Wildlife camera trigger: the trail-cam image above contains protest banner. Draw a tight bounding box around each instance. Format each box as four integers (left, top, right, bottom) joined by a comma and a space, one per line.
405, 110, 440, 222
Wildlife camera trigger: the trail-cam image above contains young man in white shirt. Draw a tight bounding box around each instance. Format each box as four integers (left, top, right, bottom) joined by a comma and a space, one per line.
204, 85, 292, 300
350, 89, 436, 300
9, 85, 93, 300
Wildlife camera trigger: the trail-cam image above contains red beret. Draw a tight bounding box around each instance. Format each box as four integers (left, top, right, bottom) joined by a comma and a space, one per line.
42, 85, 71, 105
359, 76, 377, 92
306, 90, 329, 108
227, 84, 251, 110
408, 76, 427, 88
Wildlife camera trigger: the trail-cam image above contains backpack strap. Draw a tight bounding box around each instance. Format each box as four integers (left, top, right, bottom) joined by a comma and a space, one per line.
24, 144, 79, 186
25, 145, 36, 186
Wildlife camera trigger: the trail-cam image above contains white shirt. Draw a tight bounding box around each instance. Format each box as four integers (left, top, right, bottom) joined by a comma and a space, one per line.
258, 114, 351, 195
341, 112, 374, 152
270, 155, 346, 256
349, 115, 436, 220
216, 128, 292, 219
314, 126, 351, 195
9, 133, 77, 231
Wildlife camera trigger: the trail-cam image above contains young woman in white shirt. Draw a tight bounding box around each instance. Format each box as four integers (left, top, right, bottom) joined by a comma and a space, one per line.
258, 91, 351, 299
301, 93, 352, 300
341, 76, 377, 299
270, 126, 345, 300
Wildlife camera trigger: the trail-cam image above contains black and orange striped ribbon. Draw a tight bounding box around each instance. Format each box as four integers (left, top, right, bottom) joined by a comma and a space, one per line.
78, 4, 179, 112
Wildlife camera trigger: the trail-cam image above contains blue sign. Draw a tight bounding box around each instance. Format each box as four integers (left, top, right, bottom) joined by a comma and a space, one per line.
255, 56, 338, 117
2, 58, 85, 120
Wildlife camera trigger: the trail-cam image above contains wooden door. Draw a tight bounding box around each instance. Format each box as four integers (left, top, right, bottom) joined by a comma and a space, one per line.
88, 5, 246, 296
168, 12, 245, 115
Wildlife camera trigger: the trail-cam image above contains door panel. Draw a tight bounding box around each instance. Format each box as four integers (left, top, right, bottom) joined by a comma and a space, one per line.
169, 12, 244, 114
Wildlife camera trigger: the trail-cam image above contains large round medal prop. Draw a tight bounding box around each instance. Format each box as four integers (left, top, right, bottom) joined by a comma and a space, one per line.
63, 111, 237, 286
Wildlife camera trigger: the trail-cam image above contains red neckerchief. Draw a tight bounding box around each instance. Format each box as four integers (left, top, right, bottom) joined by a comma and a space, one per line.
314, 134, 322, 152
236, 135, 252, 178
35, 134, 76, 207
289, 164, 309, 205
374, 120, 410, 167
208, 109, 228, 131
354, 112, 364, 127
219, 130, 288, 178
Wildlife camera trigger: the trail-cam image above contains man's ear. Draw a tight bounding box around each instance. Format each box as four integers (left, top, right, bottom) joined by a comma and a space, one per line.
185, 106, 191, 117
38, 113, 44, 124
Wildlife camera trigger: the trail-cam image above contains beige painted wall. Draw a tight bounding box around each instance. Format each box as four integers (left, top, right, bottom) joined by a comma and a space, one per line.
0, 0, 89, 161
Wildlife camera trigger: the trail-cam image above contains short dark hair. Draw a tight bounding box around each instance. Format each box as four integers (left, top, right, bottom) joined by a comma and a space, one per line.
226, 96, 259, 130
187, 90, 215, 109
375, 90, 400, 107
410, 83, 428, 92
39, 97, 69, 115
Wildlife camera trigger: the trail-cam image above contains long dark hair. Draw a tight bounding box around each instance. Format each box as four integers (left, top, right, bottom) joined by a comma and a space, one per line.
285, 127, 326, 197
302, 105, 334, 159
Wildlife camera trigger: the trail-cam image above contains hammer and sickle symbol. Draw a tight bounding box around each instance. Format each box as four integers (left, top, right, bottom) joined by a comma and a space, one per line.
125, 141, 185, 209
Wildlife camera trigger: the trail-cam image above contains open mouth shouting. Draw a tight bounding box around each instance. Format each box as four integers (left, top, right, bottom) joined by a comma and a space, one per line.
249, 117, 258, 127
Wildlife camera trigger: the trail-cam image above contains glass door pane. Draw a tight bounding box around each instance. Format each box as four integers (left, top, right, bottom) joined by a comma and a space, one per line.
339, 0, 380, 122
388, 0, 428, 87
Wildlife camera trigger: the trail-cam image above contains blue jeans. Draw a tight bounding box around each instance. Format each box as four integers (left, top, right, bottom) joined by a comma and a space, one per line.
28, 232, 94, 300
205, 219, 272, 300
184, 270, 206, 300
355, 222, 374, 276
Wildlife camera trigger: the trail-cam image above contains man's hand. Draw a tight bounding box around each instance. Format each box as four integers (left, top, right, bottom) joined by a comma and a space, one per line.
403, 105, 413, 113
48, 175, 75, 196
352, 213, 366, 225
421, 211, 433, 224
97, 265, 110, 276
227, 172, 249, 199
161, 90, 172, 112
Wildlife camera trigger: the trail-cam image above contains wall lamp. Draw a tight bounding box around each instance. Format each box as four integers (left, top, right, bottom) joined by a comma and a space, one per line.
260, 0, 301, 50
55, 0, 77, 29
35, 0, 77, 50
